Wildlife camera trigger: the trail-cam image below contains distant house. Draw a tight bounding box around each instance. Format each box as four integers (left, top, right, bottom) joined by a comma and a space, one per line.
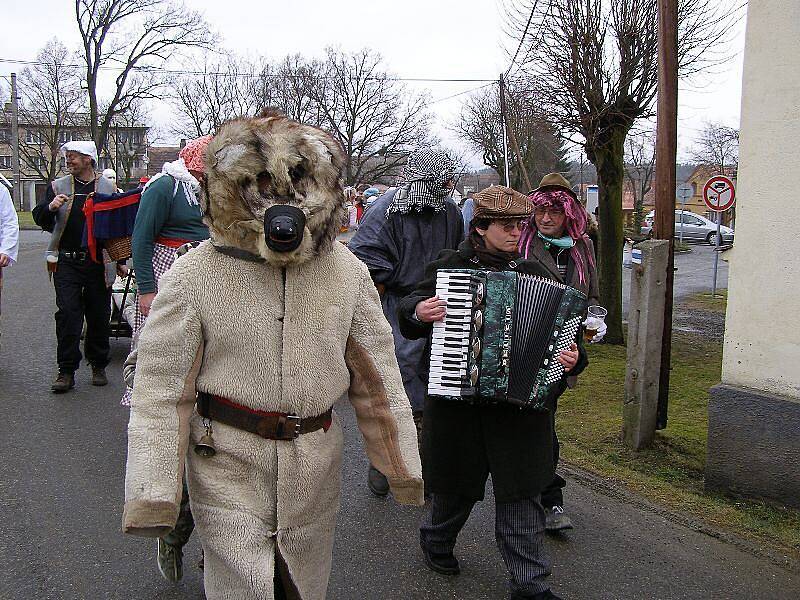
146, 146, 180, 177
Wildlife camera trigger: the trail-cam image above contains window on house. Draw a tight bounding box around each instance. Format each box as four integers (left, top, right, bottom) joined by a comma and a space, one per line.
0, 128, 10, 143
0, 156, 11, 169
26, 129, 47, 144
58, 130, 73, 144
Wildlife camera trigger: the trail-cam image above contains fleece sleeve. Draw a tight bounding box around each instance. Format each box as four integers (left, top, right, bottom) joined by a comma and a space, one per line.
344, 265, 424, 506
122, 266, 203, 536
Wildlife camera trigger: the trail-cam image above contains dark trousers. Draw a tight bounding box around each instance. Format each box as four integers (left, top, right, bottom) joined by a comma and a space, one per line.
541, 400, 565, 508
421, 494, 551, 597
161, 478, 194, 548
52, 256, 110, 373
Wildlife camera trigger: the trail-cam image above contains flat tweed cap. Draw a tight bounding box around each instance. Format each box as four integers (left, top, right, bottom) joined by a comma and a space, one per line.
472, 186, 534, 220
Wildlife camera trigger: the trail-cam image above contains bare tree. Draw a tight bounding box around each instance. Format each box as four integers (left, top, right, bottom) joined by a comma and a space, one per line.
74, 0, 214, 150
455, 80, 568, 192
271, 55, 326, 126
504, 0, 741, 344
306, 47, 434, 186
16, 39, 86, 183
624, 128, 656, 231
106, 100, 149, 187
691, 121, 739, 172
170, 57, 266, 137
169, 55, 327, 138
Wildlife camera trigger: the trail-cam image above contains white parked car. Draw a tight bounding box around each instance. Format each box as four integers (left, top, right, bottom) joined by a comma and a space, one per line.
641, 210, 734, 245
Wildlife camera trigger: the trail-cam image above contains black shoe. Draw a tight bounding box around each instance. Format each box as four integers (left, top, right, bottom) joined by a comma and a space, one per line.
91, 367, 108, 386
545, 505, 573, 532
421, 545, 460, 576
532, 590, 562, 600
51, 372, 75, 393
367, 465, 389, 497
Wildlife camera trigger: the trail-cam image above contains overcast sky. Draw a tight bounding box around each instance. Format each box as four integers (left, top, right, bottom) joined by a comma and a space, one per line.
0, 0, 746, 167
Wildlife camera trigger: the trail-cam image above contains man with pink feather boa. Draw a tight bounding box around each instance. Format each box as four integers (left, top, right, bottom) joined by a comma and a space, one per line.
518, 173, 602, 533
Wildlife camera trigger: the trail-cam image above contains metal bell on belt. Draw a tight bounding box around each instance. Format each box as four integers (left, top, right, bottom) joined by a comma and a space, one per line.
195, 422, 217, 458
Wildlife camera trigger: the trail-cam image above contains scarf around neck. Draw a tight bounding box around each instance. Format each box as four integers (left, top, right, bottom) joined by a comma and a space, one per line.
537, 230, 575, 249
144, 158, 202, 209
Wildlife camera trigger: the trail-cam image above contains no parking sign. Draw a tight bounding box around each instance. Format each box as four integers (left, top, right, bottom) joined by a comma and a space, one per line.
703, 175, 736, 212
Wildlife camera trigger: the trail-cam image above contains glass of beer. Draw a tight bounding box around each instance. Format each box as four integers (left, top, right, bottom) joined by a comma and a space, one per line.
583, 305, 607, 342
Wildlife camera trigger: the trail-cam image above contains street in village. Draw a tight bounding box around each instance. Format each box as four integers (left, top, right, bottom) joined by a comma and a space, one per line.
1, 230, 797, 600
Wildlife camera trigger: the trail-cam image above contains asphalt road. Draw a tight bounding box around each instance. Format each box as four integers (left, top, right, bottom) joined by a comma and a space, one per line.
621, 243, 728, 316
1, 231, 796, 600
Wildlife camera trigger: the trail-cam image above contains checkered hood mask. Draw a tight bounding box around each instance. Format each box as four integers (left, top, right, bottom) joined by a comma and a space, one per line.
386, 148, 455, 215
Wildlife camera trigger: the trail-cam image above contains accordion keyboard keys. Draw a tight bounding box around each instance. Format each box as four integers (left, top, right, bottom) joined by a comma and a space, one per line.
429, 271, 476, 397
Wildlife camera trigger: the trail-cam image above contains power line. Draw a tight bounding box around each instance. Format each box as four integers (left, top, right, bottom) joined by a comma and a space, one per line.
505, 0, 540, 78
0, 58, 496, 83
425, 82, 498, 107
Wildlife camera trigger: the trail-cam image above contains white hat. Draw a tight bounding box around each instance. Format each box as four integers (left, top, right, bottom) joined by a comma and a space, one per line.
102, 168, 117, 180
61, 141, 99, 164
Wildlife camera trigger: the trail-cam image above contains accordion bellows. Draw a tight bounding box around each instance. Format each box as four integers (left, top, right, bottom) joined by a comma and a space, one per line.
429, 269, 587, 410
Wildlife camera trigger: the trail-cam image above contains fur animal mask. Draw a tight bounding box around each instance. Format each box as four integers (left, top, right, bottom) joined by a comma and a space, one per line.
202, 112, 346, 266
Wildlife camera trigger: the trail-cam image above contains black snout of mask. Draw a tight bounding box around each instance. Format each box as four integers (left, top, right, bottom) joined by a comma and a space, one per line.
264, 205, 306, 252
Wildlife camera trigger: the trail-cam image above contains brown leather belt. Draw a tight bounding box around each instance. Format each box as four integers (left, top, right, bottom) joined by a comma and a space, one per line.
196, 392, 332, 441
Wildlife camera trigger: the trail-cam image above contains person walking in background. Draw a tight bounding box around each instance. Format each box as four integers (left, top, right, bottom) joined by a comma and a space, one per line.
102, 168, 123, 193
0, 182, 19, 348
32, 141, 117, 393
361, 186, 382, 214
518, 173, 603, 533
460, 191, 475, 232
348, 148, 463, 497
127, 135, 211, 342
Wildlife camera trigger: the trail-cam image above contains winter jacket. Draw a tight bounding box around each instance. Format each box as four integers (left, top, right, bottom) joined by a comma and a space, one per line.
348, 189, 464, 411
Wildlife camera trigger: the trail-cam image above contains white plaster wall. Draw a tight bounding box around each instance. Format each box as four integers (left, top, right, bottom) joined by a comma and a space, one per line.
722, 0, 800, 399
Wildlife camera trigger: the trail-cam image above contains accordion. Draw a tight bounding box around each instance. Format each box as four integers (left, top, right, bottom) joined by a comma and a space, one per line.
428, 269, 587, 410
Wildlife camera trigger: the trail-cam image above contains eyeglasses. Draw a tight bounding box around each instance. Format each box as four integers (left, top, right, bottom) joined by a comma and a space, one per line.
534, 206, 565, 217
498, 219, 526, 233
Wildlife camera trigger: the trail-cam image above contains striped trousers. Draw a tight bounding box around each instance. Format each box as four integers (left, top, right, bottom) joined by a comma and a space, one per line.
420, 493, 551, 597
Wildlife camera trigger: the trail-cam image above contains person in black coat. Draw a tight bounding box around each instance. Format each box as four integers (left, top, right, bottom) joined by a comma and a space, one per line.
348, 148, 463, 497
398, 186, 587, 600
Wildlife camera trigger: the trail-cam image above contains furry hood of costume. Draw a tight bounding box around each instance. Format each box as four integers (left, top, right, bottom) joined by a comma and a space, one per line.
202, 111, 347, 267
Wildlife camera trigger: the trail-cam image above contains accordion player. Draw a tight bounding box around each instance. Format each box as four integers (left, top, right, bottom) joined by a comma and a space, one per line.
428, 268, 587, 410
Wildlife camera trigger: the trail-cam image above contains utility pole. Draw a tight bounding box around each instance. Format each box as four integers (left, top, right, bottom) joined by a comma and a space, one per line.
10, 73, 22, 210
498, 75, 511, 186
653, 0, 678, 430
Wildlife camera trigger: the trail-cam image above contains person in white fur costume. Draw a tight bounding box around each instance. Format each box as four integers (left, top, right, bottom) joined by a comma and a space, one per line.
123, 111, 424, 599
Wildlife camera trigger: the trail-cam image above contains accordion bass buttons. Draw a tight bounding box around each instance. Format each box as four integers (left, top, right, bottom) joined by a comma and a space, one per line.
472, 338, 482, 361
470, 365, 480, 386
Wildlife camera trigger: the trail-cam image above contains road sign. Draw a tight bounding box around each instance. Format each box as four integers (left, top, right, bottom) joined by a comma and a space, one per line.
703, 175, 735, 212
677, 184, 693, 201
